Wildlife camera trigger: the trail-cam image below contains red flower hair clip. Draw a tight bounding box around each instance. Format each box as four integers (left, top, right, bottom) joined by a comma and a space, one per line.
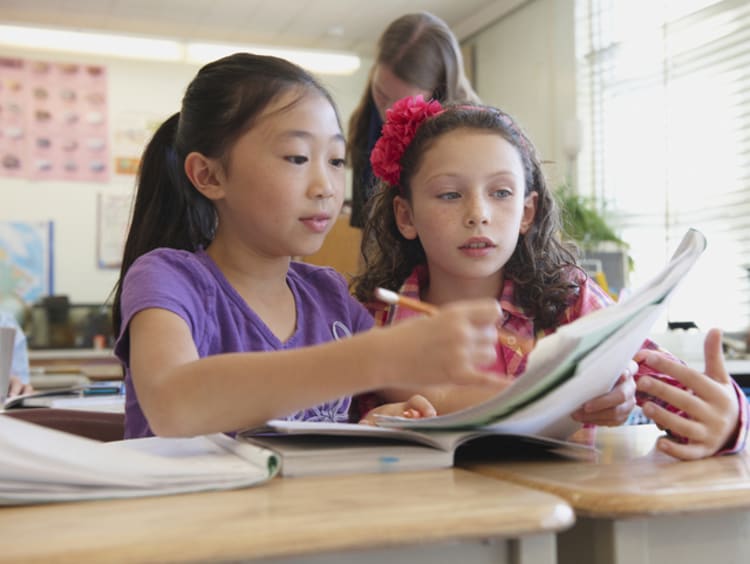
370, 95, 443, 187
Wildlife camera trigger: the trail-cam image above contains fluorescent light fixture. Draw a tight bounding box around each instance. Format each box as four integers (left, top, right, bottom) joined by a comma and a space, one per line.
0, 24, 183, 62
186, 42, 360, 75
0, 24, 361, 75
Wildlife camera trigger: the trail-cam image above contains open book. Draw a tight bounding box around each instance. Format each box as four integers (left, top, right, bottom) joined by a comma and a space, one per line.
239, 230, 705, 477
0, 415, 279, 505
373, 228, 707, 438
241, 419, 596, 477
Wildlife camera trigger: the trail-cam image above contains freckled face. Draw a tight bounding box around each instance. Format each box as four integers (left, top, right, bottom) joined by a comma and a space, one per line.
213, 91, 347, 258
394, 129, 537, 286
371, 64, 433, 121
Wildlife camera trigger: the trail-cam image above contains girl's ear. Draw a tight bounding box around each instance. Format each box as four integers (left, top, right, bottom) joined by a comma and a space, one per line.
520, 192, 538, 235
393, 195, 419, 240
184, 151, 225, 200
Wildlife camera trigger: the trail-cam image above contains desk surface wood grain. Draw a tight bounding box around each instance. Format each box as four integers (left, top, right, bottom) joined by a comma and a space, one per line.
466, 425, 750, 518
0, 469, 573, 563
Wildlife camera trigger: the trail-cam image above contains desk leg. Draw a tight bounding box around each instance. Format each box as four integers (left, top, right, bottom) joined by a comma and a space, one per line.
558, 511, 750, 564
509, 533, 557, 564
256, 536, 557, 564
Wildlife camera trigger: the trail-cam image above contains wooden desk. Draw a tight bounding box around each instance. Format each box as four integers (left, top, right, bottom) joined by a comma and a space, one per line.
466, 425, 750, 564
29, 348, 122, 387
0, 469, 573, 564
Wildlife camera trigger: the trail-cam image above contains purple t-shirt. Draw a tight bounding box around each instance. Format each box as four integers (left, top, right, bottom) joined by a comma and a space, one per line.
115, 248, 374, 438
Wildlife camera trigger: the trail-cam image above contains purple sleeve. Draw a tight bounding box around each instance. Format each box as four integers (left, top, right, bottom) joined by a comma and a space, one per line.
114, 250, 210, 364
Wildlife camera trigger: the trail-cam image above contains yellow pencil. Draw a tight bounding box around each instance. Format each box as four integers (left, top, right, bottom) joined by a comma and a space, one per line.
374, 287, 528, 353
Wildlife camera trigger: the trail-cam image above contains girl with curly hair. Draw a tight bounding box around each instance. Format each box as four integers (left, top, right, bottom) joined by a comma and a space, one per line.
351, 96, 748, 460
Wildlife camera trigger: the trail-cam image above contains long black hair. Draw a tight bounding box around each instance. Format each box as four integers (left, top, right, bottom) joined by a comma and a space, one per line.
112, 53, 338, 335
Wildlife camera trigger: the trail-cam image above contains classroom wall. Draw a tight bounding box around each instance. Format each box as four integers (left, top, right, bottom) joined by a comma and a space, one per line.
1, 0, 575, 307
0, 46, 371, 304
469, 0, 576, 191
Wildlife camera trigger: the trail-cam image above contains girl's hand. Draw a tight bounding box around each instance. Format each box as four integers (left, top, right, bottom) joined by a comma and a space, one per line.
383, 299, 503, 389
635, 328, 739, 460
7, 375, 33, 398
571, 360, 637, 426
359, 394, 436, 426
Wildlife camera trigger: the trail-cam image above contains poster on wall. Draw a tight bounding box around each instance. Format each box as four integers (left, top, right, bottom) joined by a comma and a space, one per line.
0, 57, 109, 182
0, 220, 54, 305
113, 110, 161, 175
96, 191, 132, 269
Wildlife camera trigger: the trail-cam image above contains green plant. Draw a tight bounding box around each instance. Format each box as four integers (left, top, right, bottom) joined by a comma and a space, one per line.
555, 184, 626, 249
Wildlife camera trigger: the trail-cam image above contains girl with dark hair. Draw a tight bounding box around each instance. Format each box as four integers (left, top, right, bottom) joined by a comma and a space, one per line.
112, 54, 505, 439
347, 12, 479, 228
352, 96, 748, 460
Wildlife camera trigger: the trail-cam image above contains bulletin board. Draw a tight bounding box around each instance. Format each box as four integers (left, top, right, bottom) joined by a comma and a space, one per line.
0, 56, 109, 181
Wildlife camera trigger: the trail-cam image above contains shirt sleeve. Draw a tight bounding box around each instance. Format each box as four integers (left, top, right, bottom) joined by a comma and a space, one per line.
114, 251, 211, 364
0, 312, 30, 384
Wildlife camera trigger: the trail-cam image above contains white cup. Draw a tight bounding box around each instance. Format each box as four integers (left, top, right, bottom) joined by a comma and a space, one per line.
0, 326, 16, 405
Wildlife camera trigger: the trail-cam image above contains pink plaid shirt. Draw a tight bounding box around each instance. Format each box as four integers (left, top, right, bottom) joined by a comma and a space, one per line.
365, 266, 748, 455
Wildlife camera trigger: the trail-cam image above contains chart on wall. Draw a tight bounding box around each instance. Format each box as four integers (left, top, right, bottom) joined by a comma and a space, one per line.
0, 220, 54, 304
0, 57, 109, 181
96, 191, 131, 269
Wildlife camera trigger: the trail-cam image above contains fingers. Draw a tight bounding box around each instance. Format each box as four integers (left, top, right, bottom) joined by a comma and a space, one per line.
654, 435, 713, 460
641, 400, 706, 443
644, 402, 716, 459
7, 376, 27, 398
703, 328, 731, 385
637, 349, 732, 408
403, 394, 437, 418
572, 365, 637, 426
637, 375, 706, 417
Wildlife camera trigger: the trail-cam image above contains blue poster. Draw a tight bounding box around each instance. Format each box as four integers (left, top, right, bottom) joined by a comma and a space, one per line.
0, 220, 53, 304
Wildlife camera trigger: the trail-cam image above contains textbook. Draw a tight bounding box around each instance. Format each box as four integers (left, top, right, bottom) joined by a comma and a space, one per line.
373, 228, 707, 438
241, 419, 596, 477
2, 381, 124, 411
0, 415, 279, 505
239, 230, 706, 478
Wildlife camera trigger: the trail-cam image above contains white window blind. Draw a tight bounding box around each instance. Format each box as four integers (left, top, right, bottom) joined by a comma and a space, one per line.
575, 0, 750, 333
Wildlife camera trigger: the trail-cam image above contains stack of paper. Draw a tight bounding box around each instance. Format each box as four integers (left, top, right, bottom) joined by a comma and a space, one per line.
0, 415, 279, 505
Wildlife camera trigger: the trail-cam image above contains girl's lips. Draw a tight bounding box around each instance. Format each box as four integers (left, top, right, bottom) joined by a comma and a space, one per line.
459, 238, 496, 257
300, 215, 331, 233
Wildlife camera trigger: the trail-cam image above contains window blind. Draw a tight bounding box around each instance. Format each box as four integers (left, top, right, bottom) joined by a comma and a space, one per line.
575, 0, 750, 332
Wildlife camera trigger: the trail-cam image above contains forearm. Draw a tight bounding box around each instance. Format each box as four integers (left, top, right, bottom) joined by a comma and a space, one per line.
139, 329, 400, 436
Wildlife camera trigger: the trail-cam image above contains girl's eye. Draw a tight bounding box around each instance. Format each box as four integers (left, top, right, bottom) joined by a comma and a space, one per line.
492, 188, 512, 198
438, 191, 461, 200
285, 155, 308, 165
330, 158, 346, 168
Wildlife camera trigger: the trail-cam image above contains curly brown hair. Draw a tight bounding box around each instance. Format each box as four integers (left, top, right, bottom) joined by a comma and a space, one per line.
351, 104, 583, 331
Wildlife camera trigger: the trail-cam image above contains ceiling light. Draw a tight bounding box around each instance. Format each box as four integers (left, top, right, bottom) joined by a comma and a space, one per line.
0, 24, 183, 62
0, 24, 361, 75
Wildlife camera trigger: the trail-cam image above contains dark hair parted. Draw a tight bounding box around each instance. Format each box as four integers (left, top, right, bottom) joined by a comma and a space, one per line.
347, 12, 479, 227
351, 105, 582, 332
112, 52, 339, 335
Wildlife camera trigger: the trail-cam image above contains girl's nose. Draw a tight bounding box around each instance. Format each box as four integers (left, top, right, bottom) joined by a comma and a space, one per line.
465, 198, 490, 226
309, 168, 335, 200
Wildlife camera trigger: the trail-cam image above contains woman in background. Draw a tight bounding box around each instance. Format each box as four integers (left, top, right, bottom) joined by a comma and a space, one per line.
347, 11, 480, 228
